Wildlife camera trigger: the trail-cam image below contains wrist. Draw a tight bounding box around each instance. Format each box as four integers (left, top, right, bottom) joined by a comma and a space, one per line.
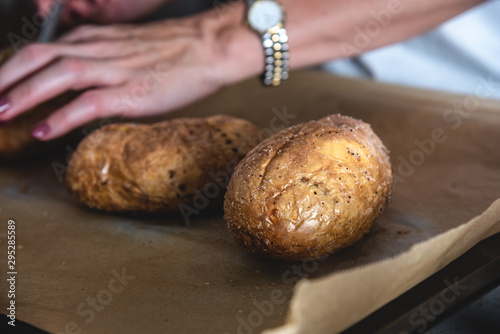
199, 2, 265, 87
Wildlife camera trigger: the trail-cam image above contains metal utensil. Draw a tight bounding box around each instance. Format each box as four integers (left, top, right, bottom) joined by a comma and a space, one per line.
37, 1, 66, 43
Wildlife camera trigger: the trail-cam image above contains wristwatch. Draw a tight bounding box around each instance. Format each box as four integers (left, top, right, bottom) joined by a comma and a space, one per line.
246, 0, 289, 86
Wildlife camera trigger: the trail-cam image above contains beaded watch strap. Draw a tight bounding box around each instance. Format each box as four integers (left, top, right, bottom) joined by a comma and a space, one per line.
261, 27, 289, 86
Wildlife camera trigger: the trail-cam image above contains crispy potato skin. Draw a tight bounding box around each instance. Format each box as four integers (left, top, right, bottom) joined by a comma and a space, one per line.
66, 115, 260, 213
224, 114, 393, 261
0, 47, 73, 158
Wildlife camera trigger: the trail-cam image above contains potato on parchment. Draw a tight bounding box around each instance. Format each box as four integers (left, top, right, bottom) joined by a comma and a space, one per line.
66, 115, 260, 215
0, 47, 75, 159
224, 114, 393, 261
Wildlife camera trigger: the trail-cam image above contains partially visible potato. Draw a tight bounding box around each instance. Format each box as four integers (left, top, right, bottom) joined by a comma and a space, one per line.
0, 47, 74, 158
66, 115, 260, 213
0, 95, 75, 159
0, 46, 14, 63
224, 114, 392, 261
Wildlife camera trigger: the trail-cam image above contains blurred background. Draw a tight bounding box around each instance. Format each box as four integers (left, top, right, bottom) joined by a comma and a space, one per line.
0, 0, 212, 49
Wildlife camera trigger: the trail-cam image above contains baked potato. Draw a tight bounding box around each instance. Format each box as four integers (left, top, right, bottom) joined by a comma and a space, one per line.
66, 115, 260, 214
0, 47, 74, 158
224, 114, 392, 261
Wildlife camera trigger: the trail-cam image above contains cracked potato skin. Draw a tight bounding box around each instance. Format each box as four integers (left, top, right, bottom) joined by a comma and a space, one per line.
224, 114, 392, 261
66, 115, 260, 213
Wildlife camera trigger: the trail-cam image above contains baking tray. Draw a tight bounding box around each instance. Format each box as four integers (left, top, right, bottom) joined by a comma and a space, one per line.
0, 71, 499, 333
3, 233, 500, 334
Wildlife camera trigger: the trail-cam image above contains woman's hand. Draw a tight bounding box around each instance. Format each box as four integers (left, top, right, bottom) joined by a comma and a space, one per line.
0, 3, 262, 140
37, 0, 169, 24
0, 0, 482, 141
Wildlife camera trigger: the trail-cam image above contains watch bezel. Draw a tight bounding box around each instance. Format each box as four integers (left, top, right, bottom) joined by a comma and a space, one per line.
246, 0, 287, 35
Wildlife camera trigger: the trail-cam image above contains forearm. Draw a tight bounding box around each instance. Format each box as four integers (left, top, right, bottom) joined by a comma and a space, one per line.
284, 0, 485, 67
211, 0, 485, 83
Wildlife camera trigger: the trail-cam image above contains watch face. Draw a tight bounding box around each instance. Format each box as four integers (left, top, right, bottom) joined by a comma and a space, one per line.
248, 1, 283, 33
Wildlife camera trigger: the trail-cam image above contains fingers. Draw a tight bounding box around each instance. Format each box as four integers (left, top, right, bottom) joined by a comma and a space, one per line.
0, 41, 143, 94
36, 0, 57, 18
36, 0, 109, 25
0, 43, 62, 94
0, 58, 126, 122
32, 87, 125, 140
61, 0, 108, 25
61, 0, 89, 24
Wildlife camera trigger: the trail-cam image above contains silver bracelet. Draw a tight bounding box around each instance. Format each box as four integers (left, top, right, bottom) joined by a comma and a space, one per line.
262, 27, 290, 86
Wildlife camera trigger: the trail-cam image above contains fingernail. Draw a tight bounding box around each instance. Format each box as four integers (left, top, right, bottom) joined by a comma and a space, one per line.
0, 96, 11, 113
32, 122, 50, 139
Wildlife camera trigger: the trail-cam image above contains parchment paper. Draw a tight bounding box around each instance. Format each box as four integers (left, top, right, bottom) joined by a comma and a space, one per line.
1, 71, 499, 334
264, 200, 500, 334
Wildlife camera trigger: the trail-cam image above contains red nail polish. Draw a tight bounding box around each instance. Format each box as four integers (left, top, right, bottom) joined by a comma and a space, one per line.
32, 122, 50, 139
0, 96, 11, 113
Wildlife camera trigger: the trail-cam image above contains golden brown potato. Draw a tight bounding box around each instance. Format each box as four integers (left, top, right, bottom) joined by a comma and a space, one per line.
0, 96, 75, 159
66, 115, 260, 214
0, 47, 14, 64
0, 47, 74, 158
224, 114, 392, 261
